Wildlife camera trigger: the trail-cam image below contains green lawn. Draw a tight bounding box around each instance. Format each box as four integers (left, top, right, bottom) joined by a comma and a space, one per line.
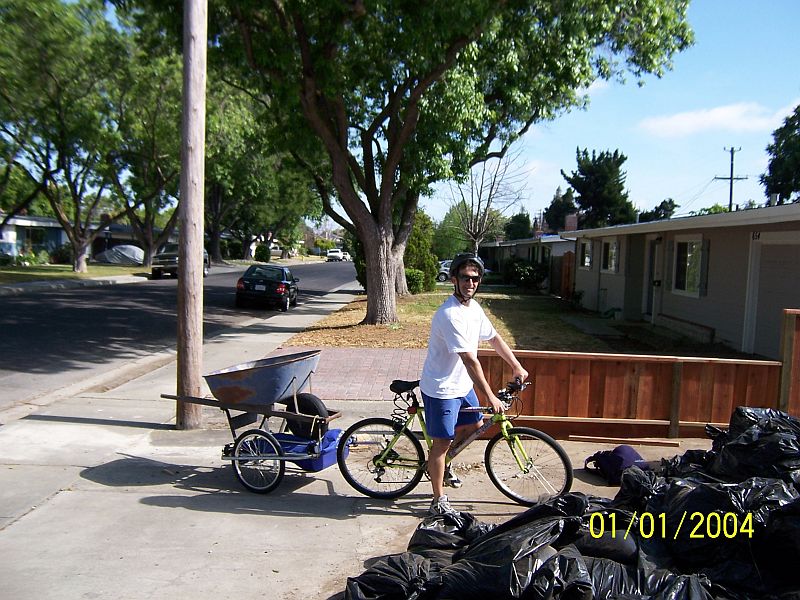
0, 263, 148, 284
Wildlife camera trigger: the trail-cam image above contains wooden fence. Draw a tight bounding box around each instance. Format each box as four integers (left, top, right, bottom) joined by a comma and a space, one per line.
477, 309, 800, 439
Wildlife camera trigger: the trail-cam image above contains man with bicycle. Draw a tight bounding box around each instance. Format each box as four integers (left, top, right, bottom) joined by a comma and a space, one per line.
420, 253, 528, 515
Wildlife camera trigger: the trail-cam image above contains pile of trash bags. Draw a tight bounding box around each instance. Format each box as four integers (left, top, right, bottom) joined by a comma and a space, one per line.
344, 407, 800, 599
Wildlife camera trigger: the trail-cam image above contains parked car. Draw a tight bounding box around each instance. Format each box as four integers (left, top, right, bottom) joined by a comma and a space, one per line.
326, 248, 344, 262
235, 264, 299, 311
341, 251, 352, 261
151, 243, 210, 279
436, 260, 452, 282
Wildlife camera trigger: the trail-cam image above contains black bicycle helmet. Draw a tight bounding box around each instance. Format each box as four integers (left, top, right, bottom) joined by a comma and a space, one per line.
449, 253, 485, 278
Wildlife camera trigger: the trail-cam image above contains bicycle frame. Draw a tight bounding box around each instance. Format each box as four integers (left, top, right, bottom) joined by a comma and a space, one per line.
389, 390, 532, 473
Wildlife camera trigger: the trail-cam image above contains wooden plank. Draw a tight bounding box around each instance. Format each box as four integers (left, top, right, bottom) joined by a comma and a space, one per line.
568, 359, 591, 418
669, 363, 682, 437
711, 363, 736, 424
568, 435, 681, 447
603, 361, 628, 418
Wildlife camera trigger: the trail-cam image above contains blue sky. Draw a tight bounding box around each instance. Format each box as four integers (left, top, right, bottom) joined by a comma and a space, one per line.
422, 0, 800, 223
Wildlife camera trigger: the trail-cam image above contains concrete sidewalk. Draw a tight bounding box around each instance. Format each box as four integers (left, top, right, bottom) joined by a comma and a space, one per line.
0, 279, 711, 599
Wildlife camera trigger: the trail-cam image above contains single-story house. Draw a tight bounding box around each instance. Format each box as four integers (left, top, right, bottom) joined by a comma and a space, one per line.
571, 203, 800, 360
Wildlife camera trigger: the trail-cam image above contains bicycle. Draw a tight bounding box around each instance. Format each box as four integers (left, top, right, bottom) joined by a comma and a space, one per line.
336, 378, 573, 506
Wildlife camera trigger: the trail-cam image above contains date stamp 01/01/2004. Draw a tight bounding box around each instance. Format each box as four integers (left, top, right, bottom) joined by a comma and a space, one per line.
588, 511, 756, 541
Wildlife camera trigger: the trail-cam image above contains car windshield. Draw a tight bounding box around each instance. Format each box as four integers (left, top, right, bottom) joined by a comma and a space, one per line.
247, 266, 283, 281
160, 244, 179, 254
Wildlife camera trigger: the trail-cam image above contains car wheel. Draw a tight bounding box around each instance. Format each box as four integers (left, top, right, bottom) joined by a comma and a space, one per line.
280, 296, 289, 312
151, 269, 162, 280
436, 273, 448, 282
290, 292, 298, 307
235, 295, 245, 308
203, 264, 210, 278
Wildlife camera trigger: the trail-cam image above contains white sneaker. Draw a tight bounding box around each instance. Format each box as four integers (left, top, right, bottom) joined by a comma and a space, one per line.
443, 466, 462, 488
429, 494, 456, 515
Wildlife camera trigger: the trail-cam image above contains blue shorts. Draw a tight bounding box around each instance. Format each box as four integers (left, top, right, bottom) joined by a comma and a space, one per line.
422, 389, 482, 440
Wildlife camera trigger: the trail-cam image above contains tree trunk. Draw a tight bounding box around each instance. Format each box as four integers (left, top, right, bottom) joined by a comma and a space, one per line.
395, 255, 409, 296
73, 242, 90, 273
362, 234, 398, 324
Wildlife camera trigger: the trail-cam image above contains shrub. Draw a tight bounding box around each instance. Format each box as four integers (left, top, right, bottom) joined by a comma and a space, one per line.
227, 239, 243, 259
254, 244, 271, 263
49, 244, 73, 265
405, 268, 425, 294
501, 257, 549, 290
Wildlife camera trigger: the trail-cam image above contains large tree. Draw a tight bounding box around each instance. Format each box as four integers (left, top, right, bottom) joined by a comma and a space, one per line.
562, 148, 637, 229
1, 0, 137, 271
106, 46, 183, 266
134, 0, 692, 323
760, 103, 800, 204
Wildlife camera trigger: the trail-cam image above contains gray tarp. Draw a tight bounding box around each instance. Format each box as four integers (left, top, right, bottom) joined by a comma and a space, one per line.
93, 244, 144, 265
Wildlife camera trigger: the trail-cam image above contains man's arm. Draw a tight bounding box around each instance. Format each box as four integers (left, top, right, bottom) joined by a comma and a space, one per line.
488, 333, 529, 383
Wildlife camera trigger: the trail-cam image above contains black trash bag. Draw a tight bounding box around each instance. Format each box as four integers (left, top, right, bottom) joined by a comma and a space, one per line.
708, 427, 800, 488
727, 406, 800, 439
470, 492, 589, 551
435, 515, 575, 599
613, 465, 671, 512
640, 477, 800, 596
583, 556, 717, 600
658, 450, 721, 483
520, 544, 593, 600
408, 511, 495, 566
753, 496, 800, 590
344, 552, 439, 600
571, 511, 640, 565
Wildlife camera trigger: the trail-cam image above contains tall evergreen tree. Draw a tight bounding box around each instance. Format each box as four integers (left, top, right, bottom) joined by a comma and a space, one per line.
543, 187, 577, 231
562, 149, 637, 228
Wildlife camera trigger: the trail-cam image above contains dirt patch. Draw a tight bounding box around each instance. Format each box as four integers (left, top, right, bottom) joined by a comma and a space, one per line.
286, 291, 617, 353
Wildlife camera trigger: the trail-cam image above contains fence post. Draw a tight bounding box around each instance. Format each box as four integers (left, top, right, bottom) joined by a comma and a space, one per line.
669, 362, 682, 437
779, 309, 800, 415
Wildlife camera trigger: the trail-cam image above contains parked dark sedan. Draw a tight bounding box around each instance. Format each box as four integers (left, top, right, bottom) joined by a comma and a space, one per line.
235, 265, 299, 311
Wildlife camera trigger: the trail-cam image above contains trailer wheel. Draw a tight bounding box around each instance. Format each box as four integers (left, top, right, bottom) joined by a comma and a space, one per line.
232, 429, 285, 493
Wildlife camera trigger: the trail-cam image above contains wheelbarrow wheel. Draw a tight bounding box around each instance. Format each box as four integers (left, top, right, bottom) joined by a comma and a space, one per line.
284, 393, 329, 440
232, 429, 285, 493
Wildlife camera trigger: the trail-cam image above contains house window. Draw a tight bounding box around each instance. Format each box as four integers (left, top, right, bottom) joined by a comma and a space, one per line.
601, 238, 619, 273
673, 235, 702, 297
579, 240, 592, 268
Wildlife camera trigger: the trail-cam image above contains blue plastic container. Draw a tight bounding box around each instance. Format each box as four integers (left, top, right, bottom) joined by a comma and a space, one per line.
273, 429, 343, 472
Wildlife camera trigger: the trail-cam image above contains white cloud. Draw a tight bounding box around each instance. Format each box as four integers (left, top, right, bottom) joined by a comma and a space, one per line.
638, 101, 795, 138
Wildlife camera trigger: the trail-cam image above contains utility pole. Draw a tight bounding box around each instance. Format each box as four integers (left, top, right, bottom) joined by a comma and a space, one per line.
176, 0, 208, 429
714, 147, 747, 211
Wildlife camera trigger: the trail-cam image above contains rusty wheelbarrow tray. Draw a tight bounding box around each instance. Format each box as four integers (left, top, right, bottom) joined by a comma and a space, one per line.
161, 350, 342, 494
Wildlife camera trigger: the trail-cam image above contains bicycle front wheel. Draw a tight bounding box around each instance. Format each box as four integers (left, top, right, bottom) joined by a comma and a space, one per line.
337, 417, 425, 499
485, 427, 573, 506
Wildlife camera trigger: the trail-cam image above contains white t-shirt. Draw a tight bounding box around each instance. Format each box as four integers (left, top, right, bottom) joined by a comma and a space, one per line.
420, 295, 497, 398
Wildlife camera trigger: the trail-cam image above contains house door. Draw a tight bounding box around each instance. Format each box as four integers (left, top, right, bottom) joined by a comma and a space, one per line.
645, 239, 661, 320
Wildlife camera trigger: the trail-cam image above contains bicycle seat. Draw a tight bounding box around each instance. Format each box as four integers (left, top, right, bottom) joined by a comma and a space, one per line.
390, 379, 419, 394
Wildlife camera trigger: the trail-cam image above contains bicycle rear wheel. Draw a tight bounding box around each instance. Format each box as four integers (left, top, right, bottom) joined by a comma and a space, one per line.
485, 427, 573, 506
337, 417, 425, 499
